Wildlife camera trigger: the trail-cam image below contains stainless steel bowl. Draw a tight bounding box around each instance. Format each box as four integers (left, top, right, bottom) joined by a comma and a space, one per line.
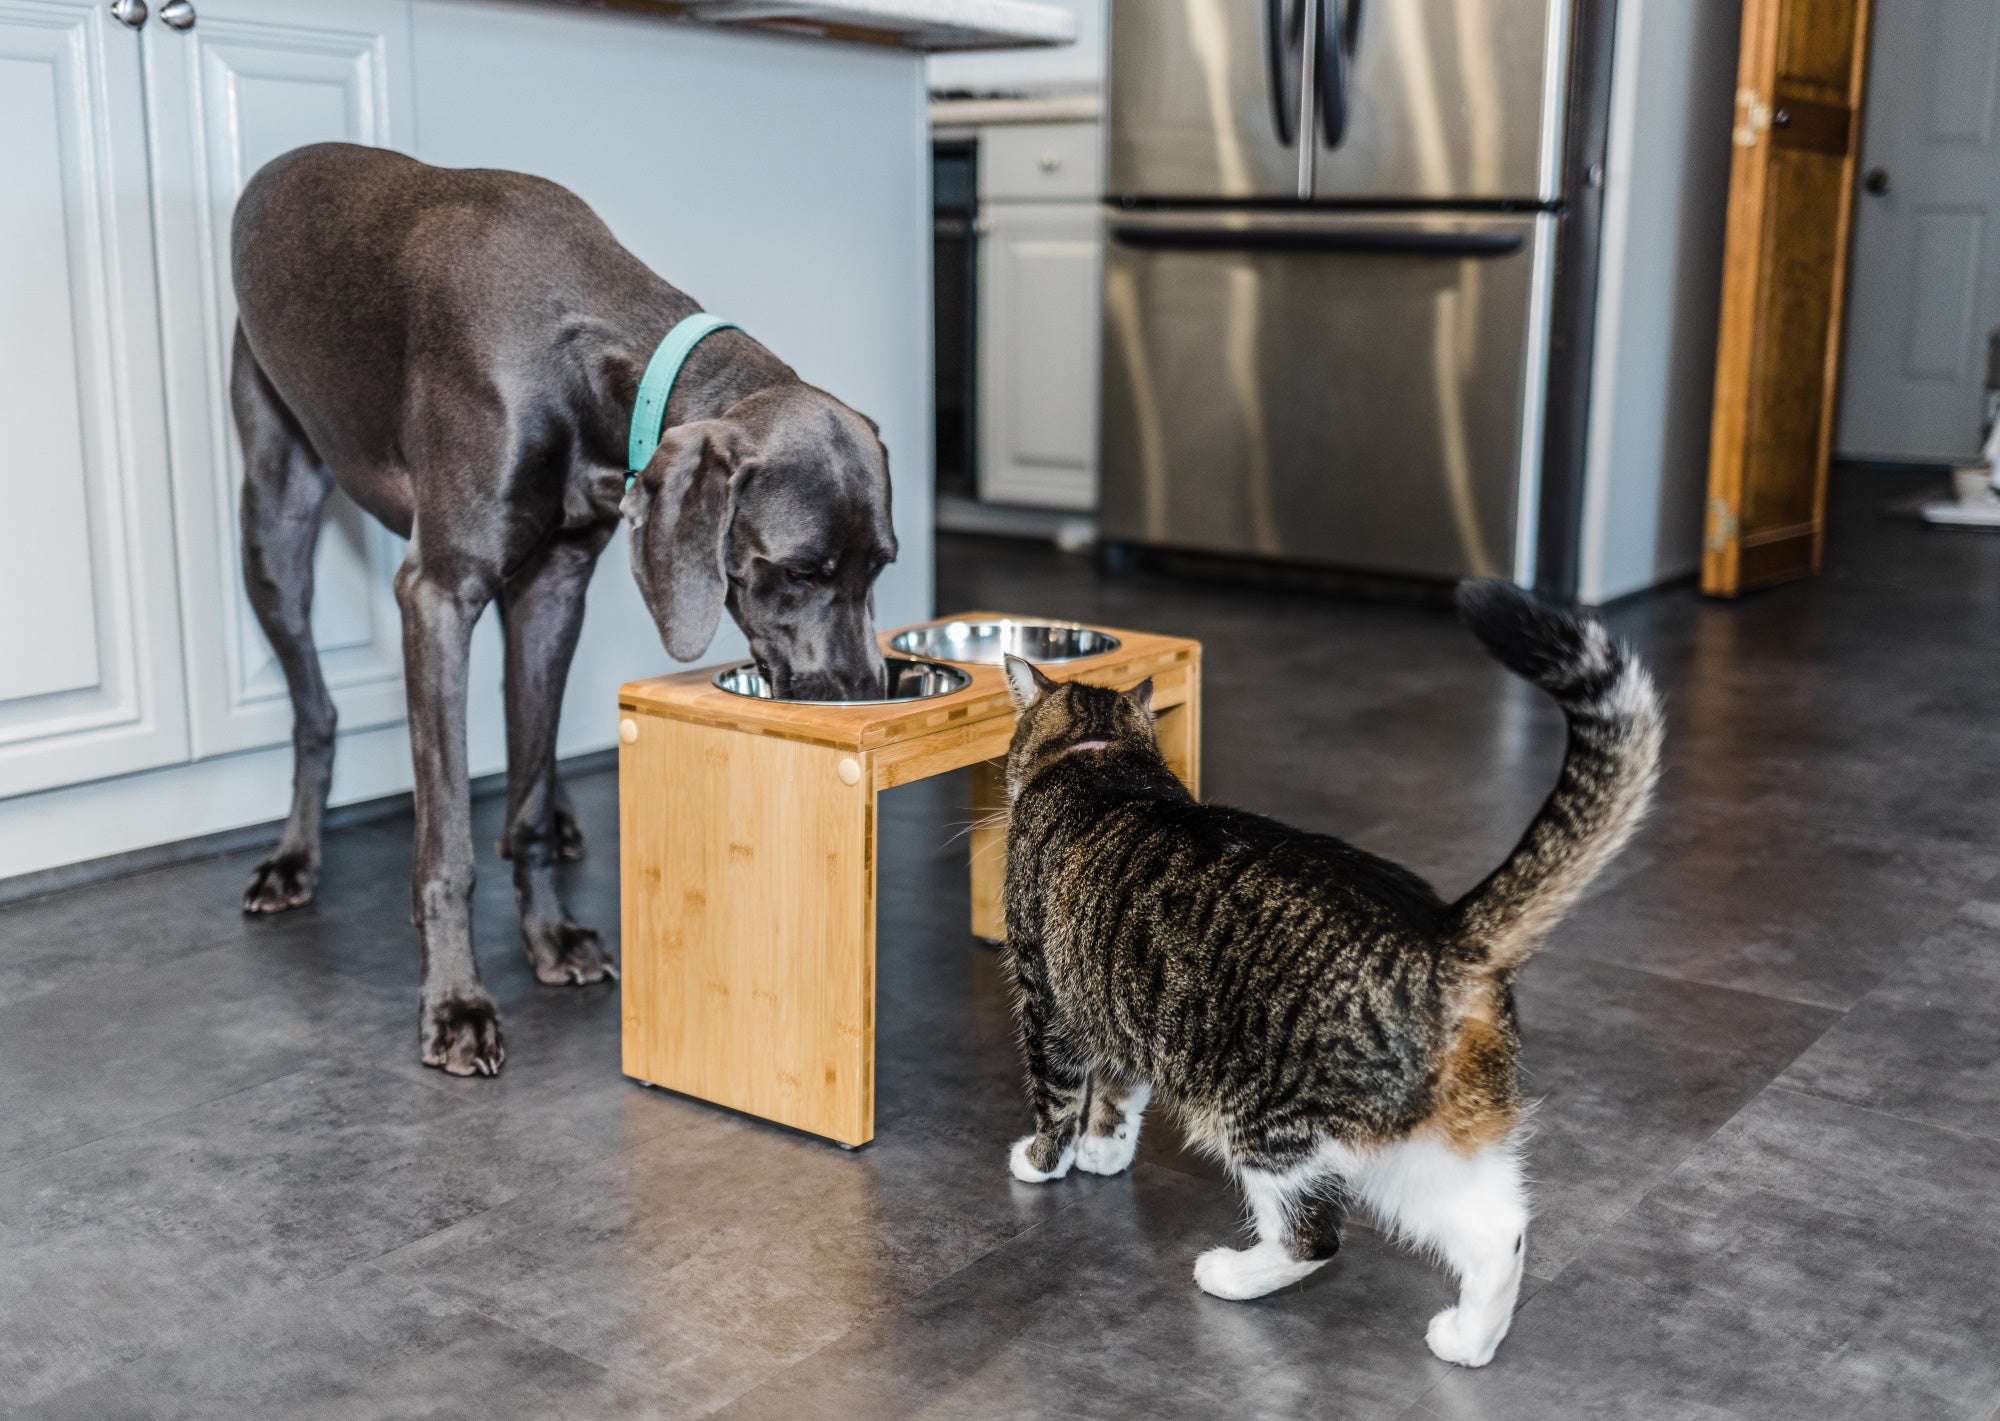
710, 656, 971, 706
888, 619, 1121, 665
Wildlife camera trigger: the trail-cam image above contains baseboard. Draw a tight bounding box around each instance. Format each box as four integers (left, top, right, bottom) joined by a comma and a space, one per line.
1098, 540, 1460, 610
936, 493, 1098, 549
0, 748, 619, 909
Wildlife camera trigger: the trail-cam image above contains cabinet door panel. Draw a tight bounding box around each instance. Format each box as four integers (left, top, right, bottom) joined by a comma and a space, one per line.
977, 202, 1102, 511
145, 0, 416, 758
0, 0, 189, 798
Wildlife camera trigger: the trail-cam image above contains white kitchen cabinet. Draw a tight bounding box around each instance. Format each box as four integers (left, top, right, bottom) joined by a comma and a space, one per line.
976, 197, 1102, 510
144, 0, 417, 759
0, 0, 189, 799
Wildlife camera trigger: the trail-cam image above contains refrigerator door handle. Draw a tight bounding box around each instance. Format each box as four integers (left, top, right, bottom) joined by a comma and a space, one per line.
1296, 0, 1321, 197
1264, 0, 1298, 148
1107, 223, 1526, 259
1318, 0, 1356, 150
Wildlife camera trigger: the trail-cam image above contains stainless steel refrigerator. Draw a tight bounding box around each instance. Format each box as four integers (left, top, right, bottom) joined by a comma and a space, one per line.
1099, 0, 1608, 587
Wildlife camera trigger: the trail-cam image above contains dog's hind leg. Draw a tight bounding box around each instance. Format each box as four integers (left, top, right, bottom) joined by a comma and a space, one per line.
503, 774, 586, 862
497, 526, 617, 986
550, 775, 587, 861
234, 326, 337, 914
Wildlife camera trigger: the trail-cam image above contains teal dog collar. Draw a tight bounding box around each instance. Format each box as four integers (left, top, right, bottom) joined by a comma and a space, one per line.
626, 311, 739, 487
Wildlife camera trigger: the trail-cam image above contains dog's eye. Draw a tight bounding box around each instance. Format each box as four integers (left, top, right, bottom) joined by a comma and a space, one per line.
780, 565, 814, 584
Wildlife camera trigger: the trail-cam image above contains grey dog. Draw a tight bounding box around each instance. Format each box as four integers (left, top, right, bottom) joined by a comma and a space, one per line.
230, 143, 895, 1076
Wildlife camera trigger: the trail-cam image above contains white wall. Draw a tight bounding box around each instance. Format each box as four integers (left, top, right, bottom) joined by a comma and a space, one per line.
927, 0, 1103, 91
1578, 0, 1742, 604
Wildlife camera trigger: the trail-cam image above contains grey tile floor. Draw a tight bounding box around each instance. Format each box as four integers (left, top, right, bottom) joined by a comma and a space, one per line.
3, 470, 1997, 1419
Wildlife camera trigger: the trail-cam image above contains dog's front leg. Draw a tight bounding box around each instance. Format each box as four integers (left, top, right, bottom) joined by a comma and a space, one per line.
499, 527, 617, 986
396, 560, 504, 1076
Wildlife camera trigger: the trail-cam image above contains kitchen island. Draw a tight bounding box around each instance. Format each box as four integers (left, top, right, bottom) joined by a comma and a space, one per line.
0, 0, 1068, 886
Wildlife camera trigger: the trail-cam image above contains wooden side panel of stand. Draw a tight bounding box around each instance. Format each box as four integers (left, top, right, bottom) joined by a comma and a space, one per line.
1155, 686, 1202, 797
620, 711, 876, 1145
968, 758, 1008, 941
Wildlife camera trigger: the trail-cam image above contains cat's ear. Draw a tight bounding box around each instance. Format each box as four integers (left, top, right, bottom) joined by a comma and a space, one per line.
1004, 655, 1053, 711
1125, 677, 1154, 717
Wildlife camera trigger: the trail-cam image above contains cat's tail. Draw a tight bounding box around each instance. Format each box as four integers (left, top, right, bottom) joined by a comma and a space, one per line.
1444, 579, 1663, 974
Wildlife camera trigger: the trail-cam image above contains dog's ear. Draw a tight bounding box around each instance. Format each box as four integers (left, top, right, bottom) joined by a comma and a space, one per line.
627, 419, 746, 661
1004, 655, 1054, 712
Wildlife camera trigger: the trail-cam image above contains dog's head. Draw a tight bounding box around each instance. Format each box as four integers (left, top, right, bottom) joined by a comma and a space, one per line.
621, 382, 895, 700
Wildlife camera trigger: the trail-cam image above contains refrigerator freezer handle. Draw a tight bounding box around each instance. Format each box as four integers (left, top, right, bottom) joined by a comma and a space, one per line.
1107, 225, 1527, 258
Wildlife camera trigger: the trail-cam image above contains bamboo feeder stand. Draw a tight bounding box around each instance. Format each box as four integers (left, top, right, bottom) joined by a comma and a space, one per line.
617, 613, 1202, 1146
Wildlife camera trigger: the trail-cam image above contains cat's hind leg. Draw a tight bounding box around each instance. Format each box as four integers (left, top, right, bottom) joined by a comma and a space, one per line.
1008, 1061, 1084, 1183
1348, 1133, 1529, 1368
1004, 937, 1086, 1183
1075, 1073, 1151, 1176
1192, 1160, 1344, 1301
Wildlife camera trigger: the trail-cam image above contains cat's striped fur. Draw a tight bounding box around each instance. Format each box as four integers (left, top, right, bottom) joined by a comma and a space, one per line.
997, 580, 1662, 1367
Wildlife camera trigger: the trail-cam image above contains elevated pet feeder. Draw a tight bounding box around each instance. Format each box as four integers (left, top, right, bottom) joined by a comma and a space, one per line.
616, 613, 1201, 1146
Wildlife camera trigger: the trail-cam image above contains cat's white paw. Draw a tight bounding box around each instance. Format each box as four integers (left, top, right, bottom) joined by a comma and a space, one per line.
1193, 1242, 1322, 1301
1074, 1125, 1138, 1176
1425, 1306, 1503, 1368
1009, 1135, 1074, 1183
1193, 1246, 1257, 1299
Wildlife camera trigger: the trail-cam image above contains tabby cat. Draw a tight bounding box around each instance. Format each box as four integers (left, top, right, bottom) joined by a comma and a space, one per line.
997, 580, 1663, 1368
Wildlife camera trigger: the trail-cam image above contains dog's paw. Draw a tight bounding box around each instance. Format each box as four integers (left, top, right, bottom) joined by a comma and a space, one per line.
1425, 1306, 1503, 1368
1009, 1134, 1075, 1184
242, 852, 316, 914
421, 994, 505, 1077
1074, 1125, 1139, 1176
525, 921, 617, 986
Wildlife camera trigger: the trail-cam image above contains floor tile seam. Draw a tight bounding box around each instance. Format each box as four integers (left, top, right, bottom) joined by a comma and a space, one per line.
1528, 1081, 1997, 1296
0, 845, 270, 913
348, 1057, 647, 1163
1762, 1083, 2000, 1149
1526, 950, 1853, 1023
1551, 943, 1877, 1015
1524, 1050, 1835, 1286
0, 903, 414, 1025
334, 1075, 638, 1271
0, 1056, 334, 1187
375, 1192, 1092, 1421
0, 929, 277, 1020
353, 1263, 696, 1411
353, 1143, 1099, 1412
701, 1188, 1110, 1416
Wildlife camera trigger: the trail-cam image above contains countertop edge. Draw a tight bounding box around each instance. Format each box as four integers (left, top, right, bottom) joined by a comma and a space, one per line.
552, 0, 1077, 52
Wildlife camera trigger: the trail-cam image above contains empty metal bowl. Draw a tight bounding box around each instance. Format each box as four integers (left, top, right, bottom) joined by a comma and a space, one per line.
889, 619, 1121, 665
710, 656, 971, 706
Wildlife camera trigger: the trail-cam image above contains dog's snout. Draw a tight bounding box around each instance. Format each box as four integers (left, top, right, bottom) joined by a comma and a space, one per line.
776, 653, 886, 703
